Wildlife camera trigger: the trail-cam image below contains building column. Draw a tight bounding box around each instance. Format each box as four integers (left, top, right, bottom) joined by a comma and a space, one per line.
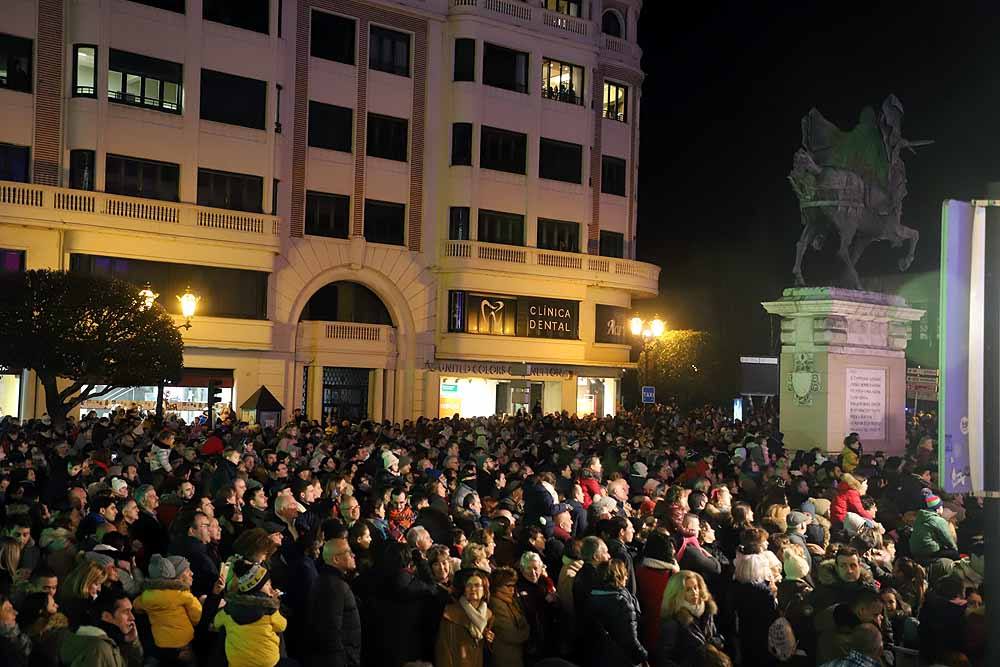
307, 366, 323, 424
423, 370, 439, 419
370, 369, 384, 422
383, 369, 396, 423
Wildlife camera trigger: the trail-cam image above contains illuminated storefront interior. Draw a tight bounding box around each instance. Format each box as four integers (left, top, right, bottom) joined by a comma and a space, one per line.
0, 371, 21, 419
576, 376, 619, 417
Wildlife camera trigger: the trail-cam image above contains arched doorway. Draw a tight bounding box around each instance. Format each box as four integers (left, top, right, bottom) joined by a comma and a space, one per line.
297, 281, 398, 423
602, 10, 624, 38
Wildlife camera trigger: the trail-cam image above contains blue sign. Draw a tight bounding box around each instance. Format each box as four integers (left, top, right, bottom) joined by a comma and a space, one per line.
641, 386, 655, 404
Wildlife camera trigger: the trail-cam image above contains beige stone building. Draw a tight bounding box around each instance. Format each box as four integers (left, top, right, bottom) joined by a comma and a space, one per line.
0, 0, 658, 423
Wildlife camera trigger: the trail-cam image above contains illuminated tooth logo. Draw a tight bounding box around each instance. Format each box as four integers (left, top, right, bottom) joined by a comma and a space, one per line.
480, 299, 504, 334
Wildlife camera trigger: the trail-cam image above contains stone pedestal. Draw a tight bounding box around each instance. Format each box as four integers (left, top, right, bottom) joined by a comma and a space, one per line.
761, 287, 925, 456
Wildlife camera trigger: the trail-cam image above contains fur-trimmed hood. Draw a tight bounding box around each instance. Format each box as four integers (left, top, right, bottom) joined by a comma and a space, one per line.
675, 599, 718, 626
815, 558, 872, 587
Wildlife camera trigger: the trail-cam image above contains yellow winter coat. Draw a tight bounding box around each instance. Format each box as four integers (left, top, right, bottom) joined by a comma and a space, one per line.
133, 581, 202, 648
212, 593, 287, 667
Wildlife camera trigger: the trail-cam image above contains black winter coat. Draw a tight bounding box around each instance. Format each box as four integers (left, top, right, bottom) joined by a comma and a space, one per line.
305, 562, 362, 667
730, 580, 778, 667
168, 535, 219, 598
656, 607, 722, 667
586, 586, 649, 667
372, 568, 447, 667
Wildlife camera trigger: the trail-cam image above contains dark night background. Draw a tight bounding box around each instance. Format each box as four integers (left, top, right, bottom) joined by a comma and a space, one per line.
634, 1, 999, 395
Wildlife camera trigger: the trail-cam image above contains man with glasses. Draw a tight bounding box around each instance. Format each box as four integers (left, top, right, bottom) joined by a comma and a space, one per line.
338, 494, 361, 529
305, 537, 361, 667
168, 511, 219, 597
387, 488, 414, 542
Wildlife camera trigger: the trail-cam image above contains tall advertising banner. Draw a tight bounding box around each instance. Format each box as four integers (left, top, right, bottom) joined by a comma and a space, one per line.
939, 200, 975, 493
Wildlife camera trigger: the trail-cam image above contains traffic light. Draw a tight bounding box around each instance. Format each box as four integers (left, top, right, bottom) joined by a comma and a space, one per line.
207, 379, 224, 425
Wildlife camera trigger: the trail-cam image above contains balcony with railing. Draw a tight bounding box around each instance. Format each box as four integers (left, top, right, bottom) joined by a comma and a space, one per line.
0, 180, 281, 247
296, 321, 398, 363
440, 240, 659, 295
450, 0, 599, 43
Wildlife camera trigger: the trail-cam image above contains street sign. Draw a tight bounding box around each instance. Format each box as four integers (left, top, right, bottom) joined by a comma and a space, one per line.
641, 386, 655, 404
906, 367, 939, 401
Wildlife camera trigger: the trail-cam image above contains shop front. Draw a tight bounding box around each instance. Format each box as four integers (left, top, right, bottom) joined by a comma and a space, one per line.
430, 360, 623, 418
77, 368, 234, 423
0, 367, 22, 419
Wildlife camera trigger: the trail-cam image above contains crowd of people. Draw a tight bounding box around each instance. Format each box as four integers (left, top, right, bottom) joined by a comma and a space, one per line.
0, 400, 985, 667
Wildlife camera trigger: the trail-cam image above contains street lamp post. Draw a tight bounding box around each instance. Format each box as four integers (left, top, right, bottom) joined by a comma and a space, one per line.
139, 284, 198, 420
630, 315, 666, 395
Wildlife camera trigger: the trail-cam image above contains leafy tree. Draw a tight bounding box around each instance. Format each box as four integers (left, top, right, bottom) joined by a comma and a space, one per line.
639, 330, 724, 406
0, 270, 183, 426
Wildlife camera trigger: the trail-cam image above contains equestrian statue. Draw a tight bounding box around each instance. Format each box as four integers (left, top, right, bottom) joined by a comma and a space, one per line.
788, 95, 931, 289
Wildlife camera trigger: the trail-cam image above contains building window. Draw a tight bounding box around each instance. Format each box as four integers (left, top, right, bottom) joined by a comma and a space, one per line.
449, 207, 470, 240
203, 0, 269, 34
599, 230, 624, 258
197, 168, 263, 213
546, 0, 582, 17
480, 126, 526, 175
601, 156, 627, 196
126, 0, 185, 12
69, 150, 96, 191
483, 43, 528, 94
105, 154, 179, 202
537, 218, 580, 253
478, 210, 524, 246
271, 178, 279, 215
541, 57, 583, 105
0, 144, 30, 183
366, 114, 408, 162
369, 26, 410, 77
308, 101, 353, 152
71, 253, 268, 320
602, 10, 624, 38
73, 45, 97, 97
311, 10, 355, 65
603, 81, 628, 122
0, 33, 33, 94
454, 38, 475, 82
108, 49, 182, 113
364, 200, 405, 246
305, 191, 350, 239
451, 123, 472, 166
0, 249, 25, 273
200, 69, 266, 129
539, 138, 582, 184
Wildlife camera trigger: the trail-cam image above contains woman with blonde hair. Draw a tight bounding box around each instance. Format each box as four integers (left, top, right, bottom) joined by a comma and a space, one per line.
57, 559, 108, 626
461, 543, 491, 573
587, 559, 647, 667
762, 503, 791, 534
0, 536, 22, 597
657, 570, 723, 667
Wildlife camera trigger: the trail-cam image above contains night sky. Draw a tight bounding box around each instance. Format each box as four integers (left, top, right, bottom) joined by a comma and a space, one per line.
635, 1, 1000, 378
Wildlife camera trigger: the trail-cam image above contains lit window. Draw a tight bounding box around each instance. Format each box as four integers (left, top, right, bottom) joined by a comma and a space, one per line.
546, 0, 582, 17
108, 49, 182, 114
73, 45, 97, 97
603, 81, 627, 122
541, 58, 584, 106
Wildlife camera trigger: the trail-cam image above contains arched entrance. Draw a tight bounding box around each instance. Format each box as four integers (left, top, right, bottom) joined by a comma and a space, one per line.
296, 280, 400, 423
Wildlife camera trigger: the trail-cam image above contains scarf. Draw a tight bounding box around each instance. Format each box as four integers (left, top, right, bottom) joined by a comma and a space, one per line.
641, 557, 679, 572
459, 598, 489, 641
675, 535, 701, 563
678, 598, 706, 619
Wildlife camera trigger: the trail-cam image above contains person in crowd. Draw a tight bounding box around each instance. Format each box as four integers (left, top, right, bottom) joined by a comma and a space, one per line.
657, 570, 722, 667
59, 588, 143, 667
435, 568, 494, 667
132, 554, 201, 666
635, 528, 679, 651
211, 560, 287, 667
586, 559, 647, 667
489, 566, 529, 667
56, 560, 107, 628
909, 492, 960, 562
731, 529, 780, 667
814, 589, 884, 665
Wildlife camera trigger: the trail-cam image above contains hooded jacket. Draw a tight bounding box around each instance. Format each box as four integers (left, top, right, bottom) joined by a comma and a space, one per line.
830, 477, 873, 524
132, 579, 202, 648
810, 558, 877, 611
212, 593, 287, 667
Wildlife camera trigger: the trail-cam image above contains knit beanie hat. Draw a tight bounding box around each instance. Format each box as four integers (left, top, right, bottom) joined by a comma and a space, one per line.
382, 451, 399, 470
149, 554, 191, 580
235, 560, 270, 594
925, 492, 942, 511
783, 549, 810, 581
84, 552, 115, 570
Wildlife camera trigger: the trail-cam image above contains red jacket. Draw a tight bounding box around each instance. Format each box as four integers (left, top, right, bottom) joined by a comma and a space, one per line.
577, 476, 601, 509
636, 562, 674, 651
831, 481, 873, 523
